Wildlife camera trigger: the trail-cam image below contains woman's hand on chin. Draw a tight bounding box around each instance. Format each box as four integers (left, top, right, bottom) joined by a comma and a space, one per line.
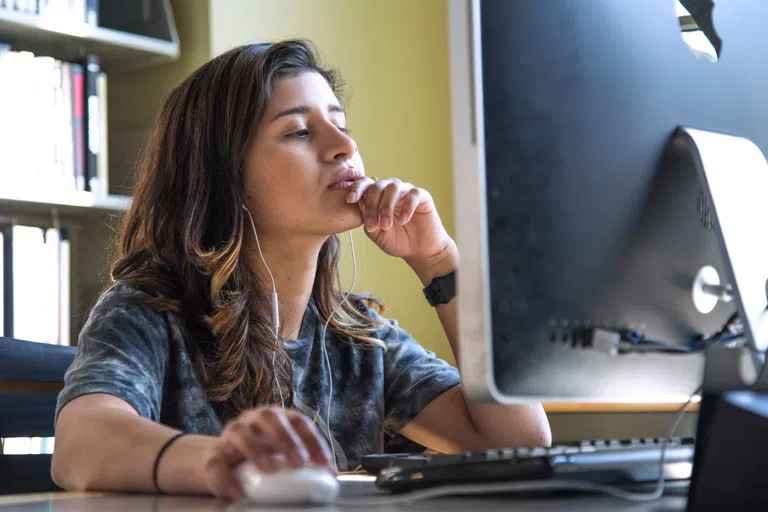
345, 176, 453, 261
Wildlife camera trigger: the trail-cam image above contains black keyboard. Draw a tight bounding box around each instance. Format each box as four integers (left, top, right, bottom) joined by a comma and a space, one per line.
366, 437, 696, 493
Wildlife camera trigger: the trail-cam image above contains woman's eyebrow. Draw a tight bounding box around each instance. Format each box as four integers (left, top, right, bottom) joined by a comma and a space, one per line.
271, 104, 345, 121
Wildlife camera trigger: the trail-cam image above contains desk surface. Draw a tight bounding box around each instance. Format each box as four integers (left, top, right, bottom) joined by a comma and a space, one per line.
0, 477, 688, 511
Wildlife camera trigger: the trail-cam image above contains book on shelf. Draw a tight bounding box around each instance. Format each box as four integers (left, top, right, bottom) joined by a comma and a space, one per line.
71, 59, 86, 191
0, 437, 55, 455
1, 0, 99, 26
85, 54, 102, 194
1, 224, 71, 345
0, 47, 108, 197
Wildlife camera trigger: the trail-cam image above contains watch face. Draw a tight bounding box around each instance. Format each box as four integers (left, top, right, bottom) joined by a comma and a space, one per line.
426, 272, 456, 306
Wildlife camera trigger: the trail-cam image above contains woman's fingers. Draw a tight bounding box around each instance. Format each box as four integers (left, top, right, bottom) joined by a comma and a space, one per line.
349, 177, 427, 231
361, 181, 384, 232
345, 176, 376, 204
287, 411, 334, 468
379, 181, 413, 230
359, 178, 414, 232
397, 188, 423, 225
253, 408, 311, 468
225, 420, 280, 473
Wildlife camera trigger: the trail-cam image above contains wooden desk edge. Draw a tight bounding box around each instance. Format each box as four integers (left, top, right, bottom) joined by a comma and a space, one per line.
0, 492, 108, 506
544, 402, 700, 413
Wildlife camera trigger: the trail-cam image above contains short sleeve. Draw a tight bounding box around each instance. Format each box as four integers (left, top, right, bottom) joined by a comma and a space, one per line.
369, 308, 461, 436
55, 283, 170, 425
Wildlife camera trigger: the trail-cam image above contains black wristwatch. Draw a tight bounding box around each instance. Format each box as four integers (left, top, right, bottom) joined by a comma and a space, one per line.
422, 271, 456, 307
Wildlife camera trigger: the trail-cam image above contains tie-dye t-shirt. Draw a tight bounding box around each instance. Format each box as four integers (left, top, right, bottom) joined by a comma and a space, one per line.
55, 282, 460, 471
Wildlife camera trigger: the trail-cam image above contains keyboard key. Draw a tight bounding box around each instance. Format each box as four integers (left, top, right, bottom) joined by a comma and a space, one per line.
429, 454, 464, 465
465, 451, 489, 462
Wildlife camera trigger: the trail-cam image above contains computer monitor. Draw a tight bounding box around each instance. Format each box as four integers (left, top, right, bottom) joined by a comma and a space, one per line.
448, 0, 768, 404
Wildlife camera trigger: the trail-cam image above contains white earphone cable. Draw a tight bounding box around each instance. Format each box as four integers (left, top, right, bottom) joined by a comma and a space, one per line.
242, 204, 280, 337
321, 230, 357, 472
242, 205, 284, 408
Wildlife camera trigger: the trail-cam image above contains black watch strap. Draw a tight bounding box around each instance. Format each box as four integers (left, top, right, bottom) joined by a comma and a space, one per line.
422, 271, 456, 307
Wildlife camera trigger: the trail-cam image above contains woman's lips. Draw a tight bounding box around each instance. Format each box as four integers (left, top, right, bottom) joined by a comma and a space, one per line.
328, 180, 356, 190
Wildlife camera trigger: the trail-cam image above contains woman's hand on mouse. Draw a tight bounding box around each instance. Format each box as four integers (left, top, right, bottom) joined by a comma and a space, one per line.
345, 176, 453, 261
202, 406, 334, 500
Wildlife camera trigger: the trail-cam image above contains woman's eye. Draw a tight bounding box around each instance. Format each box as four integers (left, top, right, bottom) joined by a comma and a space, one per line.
338, 126, 351, 135
288, 129, 310, 139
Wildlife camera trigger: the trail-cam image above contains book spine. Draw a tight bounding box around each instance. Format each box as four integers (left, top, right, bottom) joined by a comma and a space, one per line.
58, 231, 70, 346
53, 59, 65, 186
84, 54, 100, 192
12, 226, 46, 343
61, 62, 75, 190
96, 71, 108, 196
71, 62, 85, 191
86, 0, 97, 26
44, 227, 59, 344
2, 226, 13, 338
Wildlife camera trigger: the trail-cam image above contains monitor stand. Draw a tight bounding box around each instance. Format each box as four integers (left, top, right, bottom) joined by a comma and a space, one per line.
672, 127, 768, 510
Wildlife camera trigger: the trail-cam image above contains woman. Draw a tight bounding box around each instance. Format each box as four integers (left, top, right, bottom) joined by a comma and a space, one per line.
51, 40, 550, 499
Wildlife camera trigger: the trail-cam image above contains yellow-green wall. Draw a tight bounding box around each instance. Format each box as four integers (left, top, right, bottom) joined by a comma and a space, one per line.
109, 0, 211, 134
209, 0, 456, 363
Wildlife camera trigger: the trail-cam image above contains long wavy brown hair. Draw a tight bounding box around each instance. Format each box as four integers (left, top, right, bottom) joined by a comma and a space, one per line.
111, 40, 386, 420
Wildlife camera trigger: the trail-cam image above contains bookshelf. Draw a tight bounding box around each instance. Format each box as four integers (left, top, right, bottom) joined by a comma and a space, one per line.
0, 2, 179, 71
0, 0, 179, 347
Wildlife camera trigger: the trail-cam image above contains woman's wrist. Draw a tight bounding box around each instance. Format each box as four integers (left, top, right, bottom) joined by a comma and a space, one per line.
404, 238, 459, 287
156, 433, 218, 496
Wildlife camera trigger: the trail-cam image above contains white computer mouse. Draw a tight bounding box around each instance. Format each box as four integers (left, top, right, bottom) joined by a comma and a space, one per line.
235, 462, 340, 505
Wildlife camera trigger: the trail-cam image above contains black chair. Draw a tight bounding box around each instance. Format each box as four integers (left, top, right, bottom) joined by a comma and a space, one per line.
0, 337, 76, 494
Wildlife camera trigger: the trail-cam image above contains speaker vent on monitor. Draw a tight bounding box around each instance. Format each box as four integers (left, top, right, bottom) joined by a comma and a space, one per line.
548, 327, 593, 349
698, 190, 714, 230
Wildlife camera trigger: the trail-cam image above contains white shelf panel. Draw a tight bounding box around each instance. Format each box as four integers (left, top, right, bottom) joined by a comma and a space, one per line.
0, 187, 131, 215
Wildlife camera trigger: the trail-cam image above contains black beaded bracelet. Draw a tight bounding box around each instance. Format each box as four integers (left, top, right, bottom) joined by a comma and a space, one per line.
152, 432, 189, 495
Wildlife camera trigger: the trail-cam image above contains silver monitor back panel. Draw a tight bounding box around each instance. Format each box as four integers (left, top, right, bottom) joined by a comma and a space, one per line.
449, 0, 768, 403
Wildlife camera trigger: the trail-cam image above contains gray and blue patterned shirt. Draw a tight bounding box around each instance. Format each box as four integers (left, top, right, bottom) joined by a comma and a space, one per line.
55, 282, 460, 471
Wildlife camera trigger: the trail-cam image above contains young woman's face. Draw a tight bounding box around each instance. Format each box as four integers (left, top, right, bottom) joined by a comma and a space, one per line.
243, 71, 365, 239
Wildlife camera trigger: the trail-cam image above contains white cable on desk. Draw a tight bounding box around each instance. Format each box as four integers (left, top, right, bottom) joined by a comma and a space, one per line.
335, 477, 674, 507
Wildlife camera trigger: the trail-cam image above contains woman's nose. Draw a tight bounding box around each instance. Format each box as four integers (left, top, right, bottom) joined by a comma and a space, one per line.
324, 131, 357, 162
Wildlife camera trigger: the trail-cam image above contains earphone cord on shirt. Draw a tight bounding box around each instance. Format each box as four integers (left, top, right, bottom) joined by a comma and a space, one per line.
242, 204, 286, 408
320, 229, 357, 472
242, 201, 356, 469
